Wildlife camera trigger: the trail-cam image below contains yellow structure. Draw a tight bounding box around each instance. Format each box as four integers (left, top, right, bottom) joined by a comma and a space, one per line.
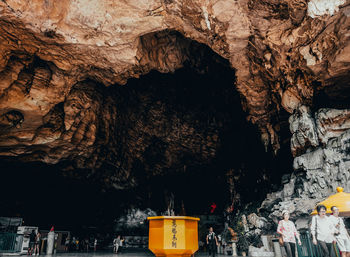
147, 216, 200, 257
311, 187, 350, 216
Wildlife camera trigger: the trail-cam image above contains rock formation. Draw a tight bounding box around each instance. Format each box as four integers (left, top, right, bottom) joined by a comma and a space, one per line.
234, 112, 350, 250
0, 0, 350, 214
256, 107, 350, 230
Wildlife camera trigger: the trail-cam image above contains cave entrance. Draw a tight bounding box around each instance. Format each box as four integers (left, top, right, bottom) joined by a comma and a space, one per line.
0, 31, 293, 237
109, 31, 291, 221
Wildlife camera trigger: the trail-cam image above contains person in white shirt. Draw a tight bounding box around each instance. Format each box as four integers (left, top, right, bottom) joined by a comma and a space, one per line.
277, 210, 302, 257
94, 238, 97, 252
330, 206, 350, 257
113, 235, 121, 254
311, 205, 337, 257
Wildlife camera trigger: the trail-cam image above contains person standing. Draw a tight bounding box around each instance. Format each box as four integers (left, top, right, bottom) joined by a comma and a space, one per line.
64, 236, 70, 252
94, 238, 97, 252
33, 231, 41, 255
330, 206, 350, 257
28, 230, 36, 255
311, 205, 337, 257
119, 236, 125, 253
80, 238, 85, 252
206, 227, 218, 257
113, 235, 121, 254
277, 210, 302, 257
72, 237, 76, 251
76, 238, 79, 251
85, 238, 89, 252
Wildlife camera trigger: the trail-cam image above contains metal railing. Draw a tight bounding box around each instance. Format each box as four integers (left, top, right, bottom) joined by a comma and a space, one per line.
296, 230, 341, 257
0, 232, 23, 253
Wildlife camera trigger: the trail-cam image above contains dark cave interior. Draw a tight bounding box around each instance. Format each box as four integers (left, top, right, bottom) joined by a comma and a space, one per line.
0, 38, 294, 236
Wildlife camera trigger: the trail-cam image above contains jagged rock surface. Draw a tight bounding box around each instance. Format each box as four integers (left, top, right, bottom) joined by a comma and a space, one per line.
259, 108, 350, 228
289, 105, 319, 156
0, 39, 246, 189
316, 108, 350, 144
0, 0, 350, 161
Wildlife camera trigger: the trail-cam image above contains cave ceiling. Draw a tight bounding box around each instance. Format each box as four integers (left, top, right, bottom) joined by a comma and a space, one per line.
0, 0, 350, 188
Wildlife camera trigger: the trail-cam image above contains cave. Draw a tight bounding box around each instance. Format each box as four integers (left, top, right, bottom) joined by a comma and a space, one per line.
0, 30, 293, 235
1, 0, 350, 254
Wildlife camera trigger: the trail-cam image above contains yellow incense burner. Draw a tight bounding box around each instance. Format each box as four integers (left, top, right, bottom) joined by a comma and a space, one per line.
147, 216, 200, 257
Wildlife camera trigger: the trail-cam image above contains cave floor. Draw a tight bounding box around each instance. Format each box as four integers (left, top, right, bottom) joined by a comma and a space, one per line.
2, 252, 232, 257
53, 252, 229, 256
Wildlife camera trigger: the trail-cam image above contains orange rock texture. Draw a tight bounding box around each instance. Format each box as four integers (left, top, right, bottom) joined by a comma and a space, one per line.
0, 0, 349, 177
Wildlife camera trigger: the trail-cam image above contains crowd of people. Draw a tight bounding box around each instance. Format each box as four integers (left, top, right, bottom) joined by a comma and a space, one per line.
277, 205, 350, 257
63, 236, 93, 252
25, 231, 127, 255
27, 233, 99, 255
63, 235, 125, 254
25, 206, 349, 257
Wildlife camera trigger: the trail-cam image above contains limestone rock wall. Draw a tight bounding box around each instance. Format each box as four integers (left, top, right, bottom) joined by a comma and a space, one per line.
259, 107, 350, 228
0, 40, 245, 189
1, 0, 350, 204
1, 0, 350, 159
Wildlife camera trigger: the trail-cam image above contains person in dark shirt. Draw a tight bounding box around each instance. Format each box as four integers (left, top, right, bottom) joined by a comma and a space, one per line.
206, 227, 218, 257
28, 230, 36, 255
